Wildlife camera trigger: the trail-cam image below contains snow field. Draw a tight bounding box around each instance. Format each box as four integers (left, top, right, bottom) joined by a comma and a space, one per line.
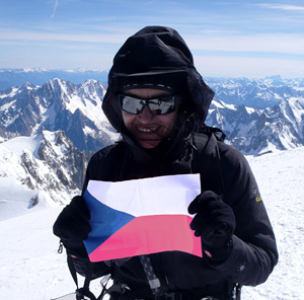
243, 147, 304, 299
0, 147, 303, 299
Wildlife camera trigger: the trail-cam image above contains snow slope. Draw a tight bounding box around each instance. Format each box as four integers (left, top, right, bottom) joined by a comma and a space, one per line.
0, 147, 303, 299
0, 131, 84, 219
0, 134, 55, 220
243, 147, 304, 300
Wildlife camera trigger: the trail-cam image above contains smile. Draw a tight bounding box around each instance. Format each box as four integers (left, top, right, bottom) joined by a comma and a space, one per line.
137, 126, 158, 133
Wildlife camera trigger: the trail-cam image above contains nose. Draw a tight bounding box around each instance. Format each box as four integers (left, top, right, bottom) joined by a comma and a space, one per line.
138, 105, 154, 123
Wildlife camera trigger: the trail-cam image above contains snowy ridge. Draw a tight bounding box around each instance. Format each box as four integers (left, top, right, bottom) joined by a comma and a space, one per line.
206, 97, 304, 154
0, 79, 120, 215
0, 78, 119, 153
0, 147, 303, 299
0, 130, 85, 220
1, 78, 304, 155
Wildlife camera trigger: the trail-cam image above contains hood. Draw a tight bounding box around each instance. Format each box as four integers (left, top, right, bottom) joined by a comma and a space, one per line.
102, 26, 214, 133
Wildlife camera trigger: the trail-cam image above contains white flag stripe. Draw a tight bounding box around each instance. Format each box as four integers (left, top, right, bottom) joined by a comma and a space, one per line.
87, 174, 201, 217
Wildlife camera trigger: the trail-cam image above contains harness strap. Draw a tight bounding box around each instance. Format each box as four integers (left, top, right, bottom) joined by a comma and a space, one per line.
139, 255, 162, 296
67, 254, 97, 300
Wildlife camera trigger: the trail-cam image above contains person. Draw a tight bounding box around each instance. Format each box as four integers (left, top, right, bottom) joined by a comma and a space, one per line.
53, 26, 278, 300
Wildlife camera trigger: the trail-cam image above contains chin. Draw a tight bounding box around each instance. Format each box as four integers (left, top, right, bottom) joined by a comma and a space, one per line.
139, 140, 161, 149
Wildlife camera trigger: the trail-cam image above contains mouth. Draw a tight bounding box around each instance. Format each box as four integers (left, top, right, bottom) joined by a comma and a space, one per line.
131, 124, 165, 148
136, 126, 158, 133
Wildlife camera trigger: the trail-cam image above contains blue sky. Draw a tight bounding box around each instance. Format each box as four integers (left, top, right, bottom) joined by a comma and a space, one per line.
1, 0, 304, 78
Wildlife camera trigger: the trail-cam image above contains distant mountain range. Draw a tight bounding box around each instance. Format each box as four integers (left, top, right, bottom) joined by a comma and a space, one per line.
0, 72, 303, 207
208, 76, 304, 109
0, 68, 109, 90
1, 74, 303, 154
206, 97, 304, 154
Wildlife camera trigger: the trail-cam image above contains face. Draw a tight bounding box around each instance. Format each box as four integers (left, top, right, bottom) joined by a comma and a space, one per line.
121, 88, 178, 149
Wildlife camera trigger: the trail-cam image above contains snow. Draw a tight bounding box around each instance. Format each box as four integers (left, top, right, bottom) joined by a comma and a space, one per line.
2, 134, 43, 158
212, 100, 225, 109
0, 99, 16, 110
213, 100, 237, 111
0, 132, 80, 209
0, 208, 75, 298
243, 147, 304, 299
0, 88, 18, 99
288, 98, 304, 133
0, 147, 304, 299
0, 142, 28, 179
245, 106, 255, 114
0, 178, 43, 221
83, 125, 96, 136
2, 113, 19, 127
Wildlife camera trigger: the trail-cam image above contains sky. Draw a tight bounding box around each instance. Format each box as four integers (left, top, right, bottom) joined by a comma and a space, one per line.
0, 0, 304, 78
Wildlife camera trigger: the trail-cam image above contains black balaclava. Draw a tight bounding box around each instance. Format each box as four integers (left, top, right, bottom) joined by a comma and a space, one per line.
102, 26, 215, 140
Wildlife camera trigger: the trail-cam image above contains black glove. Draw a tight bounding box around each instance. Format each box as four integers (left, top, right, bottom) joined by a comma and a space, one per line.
188, 191, 235, 263
53, 196, 91, 257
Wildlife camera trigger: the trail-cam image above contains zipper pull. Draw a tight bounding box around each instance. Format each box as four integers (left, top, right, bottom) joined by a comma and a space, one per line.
58, 240, 64, 254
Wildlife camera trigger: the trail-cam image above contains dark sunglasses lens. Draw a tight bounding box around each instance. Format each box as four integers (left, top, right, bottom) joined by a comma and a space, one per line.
148, 98, 175, 115
122, 96, 145, 114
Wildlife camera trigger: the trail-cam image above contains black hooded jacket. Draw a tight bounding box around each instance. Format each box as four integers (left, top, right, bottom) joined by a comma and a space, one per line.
74, 26, 278, 299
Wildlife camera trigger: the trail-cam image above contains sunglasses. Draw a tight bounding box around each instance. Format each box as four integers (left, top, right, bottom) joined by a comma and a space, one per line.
119, 94, 182, 115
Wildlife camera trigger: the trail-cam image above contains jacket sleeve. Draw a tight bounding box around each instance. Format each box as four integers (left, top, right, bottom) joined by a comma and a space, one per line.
211, 143, 278, 286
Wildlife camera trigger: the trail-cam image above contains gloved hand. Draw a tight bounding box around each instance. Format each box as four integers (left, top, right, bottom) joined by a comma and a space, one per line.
188, 191, 235, 263
53, 196, 91, 257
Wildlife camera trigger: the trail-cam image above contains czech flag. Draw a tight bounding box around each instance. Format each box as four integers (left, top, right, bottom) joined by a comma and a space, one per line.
83, 174, 202, 262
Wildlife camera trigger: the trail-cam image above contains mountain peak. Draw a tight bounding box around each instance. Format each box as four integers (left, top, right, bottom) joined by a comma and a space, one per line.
0, 80, 118, 153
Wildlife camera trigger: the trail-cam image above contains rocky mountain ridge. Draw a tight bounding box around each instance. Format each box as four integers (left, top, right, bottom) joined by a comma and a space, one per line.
0, 78, 119, 153
1, 77, 303, 210
1, 77, 303, 154
0, 130, 85, 208
206, 97, 304, 154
